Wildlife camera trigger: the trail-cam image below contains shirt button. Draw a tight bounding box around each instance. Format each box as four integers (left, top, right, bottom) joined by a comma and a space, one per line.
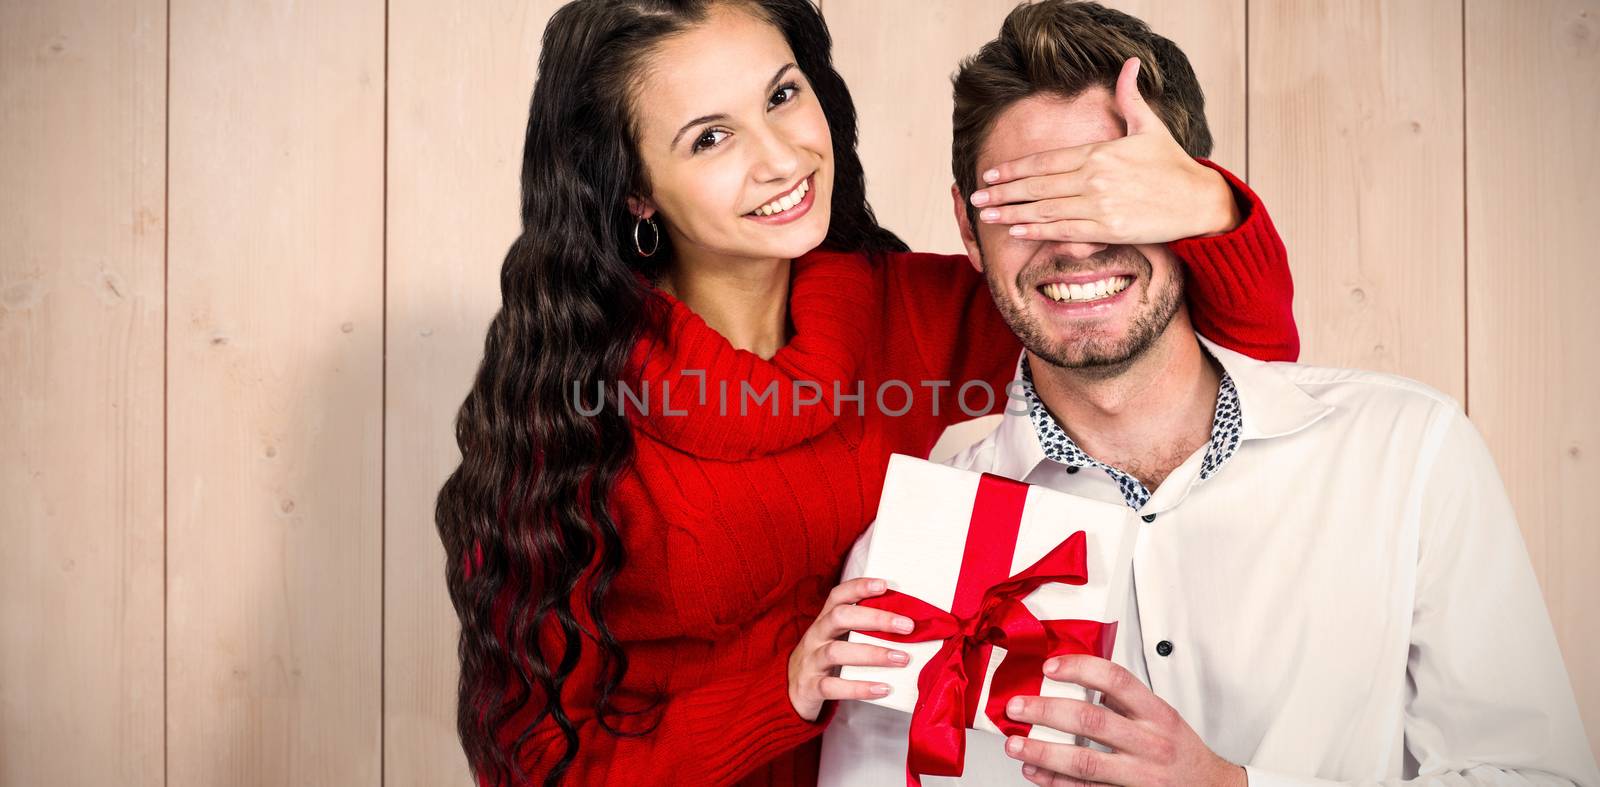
1065, 466, 1080, 474
1141, 513, 1157, 523
1156, 640, 1174, 657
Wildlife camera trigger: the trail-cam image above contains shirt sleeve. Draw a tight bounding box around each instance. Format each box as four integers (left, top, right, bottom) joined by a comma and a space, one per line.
1169, 159, 1300, 363
1245, 407, 1599, 786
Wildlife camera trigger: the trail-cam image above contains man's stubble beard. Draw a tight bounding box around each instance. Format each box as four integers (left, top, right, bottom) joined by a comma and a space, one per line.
983, 244, 1184, 380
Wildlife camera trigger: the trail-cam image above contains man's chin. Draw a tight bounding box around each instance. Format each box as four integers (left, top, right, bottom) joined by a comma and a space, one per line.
1030, 342, 1142, 375
1027, 329, 1141, 368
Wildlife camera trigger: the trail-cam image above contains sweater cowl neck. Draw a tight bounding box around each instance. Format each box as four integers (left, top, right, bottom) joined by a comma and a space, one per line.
624, 250, 877, 461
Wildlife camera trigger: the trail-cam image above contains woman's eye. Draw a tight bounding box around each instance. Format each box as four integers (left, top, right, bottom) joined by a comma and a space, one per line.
769, 84, 800, 109
692, 128, 729, 153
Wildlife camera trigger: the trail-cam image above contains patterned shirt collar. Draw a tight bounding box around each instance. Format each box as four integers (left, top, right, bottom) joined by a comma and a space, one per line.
1019, 353, 1244, 510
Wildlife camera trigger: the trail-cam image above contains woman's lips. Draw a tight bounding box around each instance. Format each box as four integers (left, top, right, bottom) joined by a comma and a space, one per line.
744, 175, 815, 226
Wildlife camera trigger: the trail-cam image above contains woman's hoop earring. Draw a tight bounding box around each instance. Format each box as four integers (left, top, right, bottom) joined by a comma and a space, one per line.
633, 215, 660, 257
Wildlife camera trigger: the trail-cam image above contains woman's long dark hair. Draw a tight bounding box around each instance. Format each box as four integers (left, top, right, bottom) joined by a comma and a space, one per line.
435, 1, 906, 784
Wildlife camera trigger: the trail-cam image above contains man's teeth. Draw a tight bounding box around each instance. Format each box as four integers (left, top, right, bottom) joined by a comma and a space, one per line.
1040, 276, 1132, 303
752, 178, 809, 216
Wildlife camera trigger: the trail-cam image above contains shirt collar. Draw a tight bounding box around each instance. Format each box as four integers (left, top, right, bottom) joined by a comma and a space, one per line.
1196, 335, 1334, 441
991, 354, 1049, 483
1019, 348, 1242, 509
987, 334, 1335, 482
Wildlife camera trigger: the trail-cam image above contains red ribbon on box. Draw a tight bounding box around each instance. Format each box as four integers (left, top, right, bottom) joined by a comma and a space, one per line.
858, 472, 1117, 787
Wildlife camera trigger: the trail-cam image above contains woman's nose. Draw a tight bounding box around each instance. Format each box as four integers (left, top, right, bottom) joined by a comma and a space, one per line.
749, 126, 801, 184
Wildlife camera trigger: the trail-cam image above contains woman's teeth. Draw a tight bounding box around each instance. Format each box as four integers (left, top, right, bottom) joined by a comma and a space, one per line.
1040, 276, 1133, 303
751, 178, 809, 216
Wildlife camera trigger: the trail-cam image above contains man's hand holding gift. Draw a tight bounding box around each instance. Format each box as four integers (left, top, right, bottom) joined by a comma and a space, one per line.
1004, 655, 1245, 787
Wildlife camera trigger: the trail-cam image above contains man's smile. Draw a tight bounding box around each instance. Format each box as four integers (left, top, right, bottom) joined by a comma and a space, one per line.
1037, 275, 1134, 304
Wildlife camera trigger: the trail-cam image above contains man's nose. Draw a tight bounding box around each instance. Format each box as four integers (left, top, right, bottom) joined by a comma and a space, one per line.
1046, 239, 1110, 260
749, 125, 801, 184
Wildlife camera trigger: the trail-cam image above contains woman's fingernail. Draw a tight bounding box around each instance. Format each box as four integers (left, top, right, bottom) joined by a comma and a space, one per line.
887, 650, 909, 665
970, 191, 990, 206
871, 683, 892, 696
1006, 735, 1024, 756
868, 579, 886, 593
1043, 657, 1060, 675
893, 617, 914, 633
980, 208, 1000, 222
1009, 225, 1027, 237
984, 168, 1001, 183
1022, 763, 1038, 777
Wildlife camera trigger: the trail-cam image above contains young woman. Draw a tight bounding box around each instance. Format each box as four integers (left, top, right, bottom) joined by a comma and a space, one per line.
434, 1, 1296, 785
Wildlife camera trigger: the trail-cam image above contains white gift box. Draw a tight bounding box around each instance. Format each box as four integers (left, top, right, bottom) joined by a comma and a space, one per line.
838, 454, 1137, 746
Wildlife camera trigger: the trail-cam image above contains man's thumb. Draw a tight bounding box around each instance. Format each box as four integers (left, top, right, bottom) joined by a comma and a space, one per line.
1116, 57, 1159, 136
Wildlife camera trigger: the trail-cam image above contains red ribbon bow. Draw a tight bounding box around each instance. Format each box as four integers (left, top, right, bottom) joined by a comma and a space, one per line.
858, 473, 1117, 786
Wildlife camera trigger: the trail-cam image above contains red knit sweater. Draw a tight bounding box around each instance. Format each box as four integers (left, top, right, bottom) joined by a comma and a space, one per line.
483, 163, 1296, 785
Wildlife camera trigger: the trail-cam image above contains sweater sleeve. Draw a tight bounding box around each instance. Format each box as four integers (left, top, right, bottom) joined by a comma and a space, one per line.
465, 543, 833, 787
484, 645, 833, 786
1169, 159, 1300, 362
881, 251, 1022, 432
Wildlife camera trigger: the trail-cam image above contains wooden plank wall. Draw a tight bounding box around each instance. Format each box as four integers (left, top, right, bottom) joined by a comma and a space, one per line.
1, 1, 1595, 784
1465, 0, 1600, 752
164, 0, 387, 784
1251, 0, 1466, 400
0, 1, 166, 785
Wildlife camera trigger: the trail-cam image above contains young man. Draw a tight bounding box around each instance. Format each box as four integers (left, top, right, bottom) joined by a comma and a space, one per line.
818, 2, 1598, 784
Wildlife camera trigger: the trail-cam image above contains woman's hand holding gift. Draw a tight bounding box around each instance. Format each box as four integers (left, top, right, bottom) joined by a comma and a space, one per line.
787, 577, 915, 721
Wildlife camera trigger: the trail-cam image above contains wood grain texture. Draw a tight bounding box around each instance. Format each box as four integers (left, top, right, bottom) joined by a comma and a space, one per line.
0, 1, 166, 785
5, 1, 1598, 782
383, 2, 558, 785
1465, 0, 1600, 757
824, 0, 1014, 255
165, 1, 385, 784
824, 0, 1246, 256
1249, 0, 1466, 399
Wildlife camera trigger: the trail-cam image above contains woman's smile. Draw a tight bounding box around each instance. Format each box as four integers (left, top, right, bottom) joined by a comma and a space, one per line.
745, 174, 815, 224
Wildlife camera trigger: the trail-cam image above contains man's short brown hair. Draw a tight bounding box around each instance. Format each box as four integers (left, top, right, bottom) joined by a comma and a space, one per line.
952, 1, 1213, 220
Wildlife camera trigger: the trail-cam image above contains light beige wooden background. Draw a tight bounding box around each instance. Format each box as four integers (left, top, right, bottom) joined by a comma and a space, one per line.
2, 0, 1595, 784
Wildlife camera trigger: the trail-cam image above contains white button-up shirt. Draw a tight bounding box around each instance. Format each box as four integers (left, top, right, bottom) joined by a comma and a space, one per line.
818, 336, 1599, 786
